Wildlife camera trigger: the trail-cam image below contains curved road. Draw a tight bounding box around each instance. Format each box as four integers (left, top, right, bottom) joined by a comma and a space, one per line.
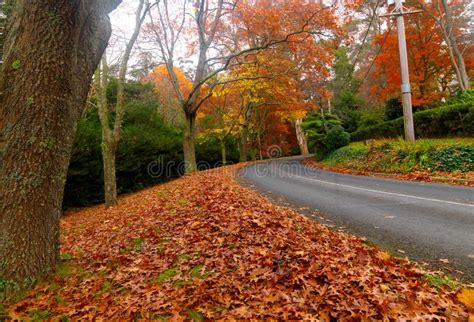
238, 157, 474, 280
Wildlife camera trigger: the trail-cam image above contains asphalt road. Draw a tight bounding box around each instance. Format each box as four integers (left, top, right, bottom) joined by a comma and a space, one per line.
238, 157, 474, 280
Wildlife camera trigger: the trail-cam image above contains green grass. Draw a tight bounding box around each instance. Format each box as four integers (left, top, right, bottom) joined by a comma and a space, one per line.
186, 309, 204, 321
423, 274, 459, 289
189, 265, 211, 279
322, 138, 474, 174
154, 267, 178, 285
56, 263, 71, 279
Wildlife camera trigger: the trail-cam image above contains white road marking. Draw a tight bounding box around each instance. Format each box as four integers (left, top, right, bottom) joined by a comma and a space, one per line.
286, 173, 474, 208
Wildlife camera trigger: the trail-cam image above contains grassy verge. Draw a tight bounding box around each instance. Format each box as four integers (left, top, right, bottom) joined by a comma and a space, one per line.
314, 138, 474, 184
1, 164, 471, 319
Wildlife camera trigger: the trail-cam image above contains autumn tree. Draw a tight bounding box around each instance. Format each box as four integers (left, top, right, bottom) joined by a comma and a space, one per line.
0, 0, 121, 286
95, 0, 148, 208
198, 85, 242, 164
415, 0, 471, 91
368, 7, 455, 106
147, 65, 191, 127
146, 0, 342, 172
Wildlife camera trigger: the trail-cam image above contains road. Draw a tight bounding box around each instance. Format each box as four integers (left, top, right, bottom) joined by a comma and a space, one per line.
238, 157, 474, 280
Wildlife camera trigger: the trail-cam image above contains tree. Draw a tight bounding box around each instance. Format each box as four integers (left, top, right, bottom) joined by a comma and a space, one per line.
146, 0, 341, 172
198, 84, 243, 164
368, 7, 455, 106
94, 0, 148, 208
415, 0, 471, 91
147, 65, 191, 128
0, 0, 121, 286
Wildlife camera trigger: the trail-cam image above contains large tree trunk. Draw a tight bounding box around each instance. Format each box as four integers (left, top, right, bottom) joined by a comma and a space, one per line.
0, 0, 119, 285
183, 113, 197, 173
295, 119, 309, 155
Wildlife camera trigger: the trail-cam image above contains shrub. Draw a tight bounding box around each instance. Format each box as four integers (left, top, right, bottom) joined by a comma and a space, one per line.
323, 126, 351, 152
384, 98, 403, 121
301, 111, 348, 160
64, 102, 183, 208
358, 107, 384, 128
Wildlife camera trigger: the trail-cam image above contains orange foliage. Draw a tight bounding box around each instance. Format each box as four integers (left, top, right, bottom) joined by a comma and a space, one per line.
367, 0, 471, 106
5, 166, 469, 319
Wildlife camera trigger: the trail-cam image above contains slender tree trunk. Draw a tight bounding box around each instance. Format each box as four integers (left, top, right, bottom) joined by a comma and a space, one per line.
220, 140, 227, 165
183, 113, 197, 173
0, 0, 119, 284
102, 140, 118, 207
239, 123, 248, 162
95, 0, 146, 207
441, 0, 470, 90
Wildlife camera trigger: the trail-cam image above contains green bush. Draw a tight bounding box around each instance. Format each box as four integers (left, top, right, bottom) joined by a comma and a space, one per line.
64, 101, 241, 208
196, 135, 240, 166
352, 98, 474, 141
384, 98, 403, 121
64, 102, 183, 208
323, 126, 351, 152
358, 107, 385, 128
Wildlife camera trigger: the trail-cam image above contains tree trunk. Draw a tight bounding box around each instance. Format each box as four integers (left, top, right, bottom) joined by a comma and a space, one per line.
441, 0, 470, 90
183, 113, 197, 173
102, 140, 118, 208
295, 119, 309, 155
95, 1, 146, 207
239, 123, 248, 162
0, 0, 119, 285
221, 140, 227, 165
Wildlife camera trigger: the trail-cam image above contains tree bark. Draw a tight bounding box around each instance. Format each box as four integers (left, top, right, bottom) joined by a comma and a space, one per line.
295, 119, 309, 155
183, 113, 197, 173
0, 0, 120, 284
102, 141, 118, 207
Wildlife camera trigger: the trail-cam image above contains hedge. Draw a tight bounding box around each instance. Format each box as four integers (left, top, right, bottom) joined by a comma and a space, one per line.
351, 102, 474, 141
63, 102, 239, 208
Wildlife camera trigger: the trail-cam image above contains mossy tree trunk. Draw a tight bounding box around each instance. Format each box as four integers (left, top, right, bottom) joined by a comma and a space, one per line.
0, 0, 120, 285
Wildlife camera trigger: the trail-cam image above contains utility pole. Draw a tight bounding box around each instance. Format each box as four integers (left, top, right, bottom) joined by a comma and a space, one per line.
382, 0, 420, 143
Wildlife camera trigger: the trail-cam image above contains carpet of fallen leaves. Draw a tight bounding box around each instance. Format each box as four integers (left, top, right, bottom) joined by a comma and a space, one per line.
304, 159, 474, 187
4, 165, 472, 320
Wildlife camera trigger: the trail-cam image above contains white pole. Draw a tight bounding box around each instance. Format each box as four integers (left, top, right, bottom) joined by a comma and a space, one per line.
395, 0, 415, 142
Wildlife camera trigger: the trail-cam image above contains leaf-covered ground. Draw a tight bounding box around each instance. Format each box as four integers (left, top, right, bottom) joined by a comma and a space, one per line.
4, 165, 472, 320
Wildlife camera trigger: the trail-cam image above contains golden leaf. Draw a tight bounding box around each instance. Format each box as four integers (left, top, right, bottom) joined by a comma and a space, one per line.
458, 288, 474, 309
